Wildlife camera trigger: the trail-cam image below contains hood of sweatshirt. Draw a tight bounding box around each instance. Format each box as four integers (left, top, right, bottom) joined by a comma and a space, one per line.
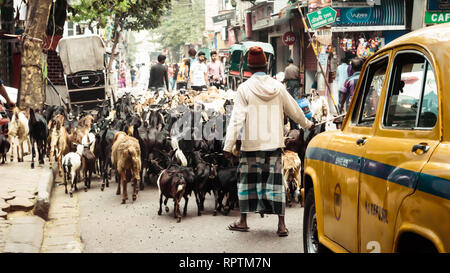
246, 75, 281, 101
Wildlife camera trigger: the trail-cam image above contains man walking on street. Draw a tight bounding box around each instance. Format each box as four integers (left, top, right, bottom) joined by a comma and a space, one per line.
148, 54, 169, 92
207, 51, 225, 89
283, 58, 302, 129
189, 51, 209, 91
223, 46, 315, 237
339, 57, 363, 113
283, 58, 302, 100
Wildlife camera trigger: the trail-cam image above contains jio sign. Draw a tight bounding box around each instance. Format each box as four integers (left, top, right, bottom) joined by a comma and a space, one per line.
283, 32, 296, 46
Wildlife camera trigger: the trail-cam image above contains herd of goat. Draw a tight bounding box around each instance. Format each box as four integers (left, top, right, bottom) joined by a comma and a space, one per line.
1, 88, 323, 222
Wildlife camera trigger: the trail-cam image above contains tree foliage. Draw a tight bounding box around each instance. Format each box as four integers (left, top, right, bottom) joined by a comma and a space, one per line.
69, 0, 172, 31
68, 0, 171, 95
153, 0, 205, 60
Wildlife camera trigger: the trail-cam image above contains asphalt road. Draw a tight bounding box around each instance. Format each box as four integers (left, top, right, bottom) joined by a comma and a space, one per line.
75, 175, 305, 253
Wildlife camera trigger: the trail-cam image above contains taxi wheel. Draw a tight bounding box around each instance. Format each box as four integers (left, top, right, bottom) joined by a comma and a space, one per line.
303, 188, 329, 253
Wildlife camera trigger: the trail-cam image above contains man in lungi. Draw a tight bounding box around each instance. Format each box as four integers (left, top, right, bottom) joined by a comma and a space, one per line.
223, 46, 315, 237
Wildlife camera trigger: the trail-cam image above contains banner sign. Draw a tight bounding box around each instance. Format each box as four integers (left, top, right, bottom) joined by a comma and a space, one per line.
428, 0, 450, 11
333, 0, 405, 27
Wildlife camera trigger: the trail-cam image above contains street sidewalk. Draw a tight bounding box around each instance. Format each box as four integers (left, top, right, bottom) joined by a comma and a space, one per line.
0, 153, 55, 252
40, 174, 83, 253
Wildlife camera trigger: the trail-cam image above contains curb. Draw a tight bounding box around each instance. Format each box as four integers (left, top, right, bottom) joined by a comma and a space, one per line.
34, 166, 58, 221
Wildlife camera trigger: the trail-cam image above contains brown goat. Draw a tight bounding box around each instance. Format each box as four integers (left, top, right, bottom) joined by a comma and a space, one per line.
81, 145, 96, 191
72, 114, 94, 144
157, 169, 186, 223
111, 132, 141, 204
48, 115, 71, 176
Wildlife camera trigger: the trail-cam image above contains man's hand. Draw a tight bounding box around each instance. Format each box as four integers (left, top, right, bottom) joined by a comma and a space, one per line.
309, 118, 317, 131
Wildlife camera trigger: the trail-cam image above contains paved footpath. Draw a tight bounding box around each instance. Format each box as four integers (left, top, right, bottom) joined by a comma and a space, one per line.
40, 174, 83, 253
0, 153, 47, 252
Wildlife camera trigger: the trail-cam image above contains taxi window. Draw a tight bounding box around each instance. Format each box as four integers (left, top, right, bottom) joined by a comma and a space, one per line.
383, 52, 438, 129
351, 57, 388, 127
418, 63, 438, 128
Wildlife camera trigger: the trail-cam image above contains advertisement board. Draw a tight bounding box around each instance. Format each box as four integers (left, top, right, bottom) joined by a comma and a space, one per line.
428, 0, 450, 11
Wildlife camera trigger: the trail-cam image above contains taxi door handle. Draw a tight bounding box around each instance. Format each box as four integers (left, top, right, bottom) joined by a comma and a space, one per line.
412, 144, 430, 153
356, 138, 367, 146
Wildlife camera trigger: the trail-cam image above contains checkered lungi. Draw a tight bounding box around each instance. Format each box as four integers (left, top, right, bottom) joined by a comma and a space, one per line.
237, 149, 286, 216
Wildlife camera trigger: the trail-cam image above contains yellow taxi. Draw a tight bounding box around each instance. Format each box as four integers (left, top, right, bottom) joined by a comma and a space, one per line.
302, 23, 450, 253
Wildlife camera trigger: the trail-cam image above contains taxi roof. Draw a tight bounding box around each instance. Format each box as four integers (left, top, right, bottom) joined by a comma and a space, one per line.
381, 23, 450, 54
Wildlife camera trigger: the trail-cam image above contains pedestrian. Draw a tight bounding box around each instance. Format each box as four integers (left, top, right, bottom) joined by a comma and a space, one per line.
339, 57, 363, 113
119, 71, 127, 88
148, 54, 169, 92
283, 58, 303, 130
207, 51, 225, 89
283, 58, 302, 99
0, 79, 15, 108
138, 62, 149, 90
187, 48, 197, 79
176, 59, 190, 91
130, 65, 137, 87
223, 46, 315, 237
168, 64, 174, 91
336, 58, 349, 97
171, 63, 179, 91
189, 51, 209, 91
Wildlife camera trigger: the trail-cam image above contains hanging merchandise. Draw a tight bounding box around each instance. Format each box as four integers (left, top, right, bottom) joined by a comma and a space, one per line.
346, 38, 353, 51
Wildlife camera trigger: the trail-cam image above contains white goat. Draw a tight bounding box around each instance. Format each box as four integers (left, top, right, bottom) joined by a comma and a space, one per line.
62, 144, 83, 197
170, 137, 187, 167
81, 132, 96, 154
8, 107, 31, 162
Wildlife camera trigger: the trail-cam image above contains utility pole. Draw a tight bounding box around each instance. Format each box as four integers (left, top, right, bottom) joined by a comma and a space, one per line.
17, 0, 53, 110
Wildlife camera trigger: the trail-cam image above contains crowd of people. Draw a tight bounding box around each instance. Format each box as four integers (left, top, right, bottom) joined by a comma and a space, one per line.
112, 48, 228, 93
147, 48, 226, 92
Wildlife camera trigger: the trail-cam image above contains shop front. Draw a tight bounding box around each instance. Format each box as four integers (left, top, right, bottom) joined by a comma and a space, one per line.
316, 0, 409, 113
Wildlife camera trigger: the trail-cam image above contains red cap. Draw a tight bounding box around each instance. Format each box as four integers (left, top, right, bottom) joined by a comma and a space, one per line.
247, 46, 267, 68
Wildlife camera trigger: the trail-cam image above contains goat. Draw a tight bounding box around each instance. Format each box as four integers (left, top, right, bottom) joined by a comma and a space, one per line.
8, 107, 31, 162
62, 144, 83, 197
213, 166, 239, 216
282, 150, 302, 206
81, 132, 96, 154
0, 134, 10, 164
81, 145, 96, 191
111, 132, 141, 204
157, 169, 186, 223
48, 115, 71, 176
29, 108, 48, 168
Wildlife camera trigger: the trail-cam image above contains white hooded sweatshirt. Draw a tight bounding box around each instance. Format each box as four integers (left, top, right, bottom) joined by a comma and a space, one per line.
224, 74, 313, 153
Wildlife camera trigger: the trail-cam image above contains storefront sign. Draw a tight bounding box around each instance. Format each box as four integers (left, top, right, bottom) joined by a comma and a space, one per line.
212, 12, 235, 23
307, 6, 337, 29
252, 18, 275, 31
333, 0, 405, 27
428, 0, 450, 11
282, 32, 296, 46
425, 11, 450, 24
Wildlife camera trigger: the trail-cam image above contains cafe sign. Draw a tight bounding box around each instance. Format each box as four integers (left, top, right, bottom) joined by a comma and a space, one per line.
425, 11, 450, 24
